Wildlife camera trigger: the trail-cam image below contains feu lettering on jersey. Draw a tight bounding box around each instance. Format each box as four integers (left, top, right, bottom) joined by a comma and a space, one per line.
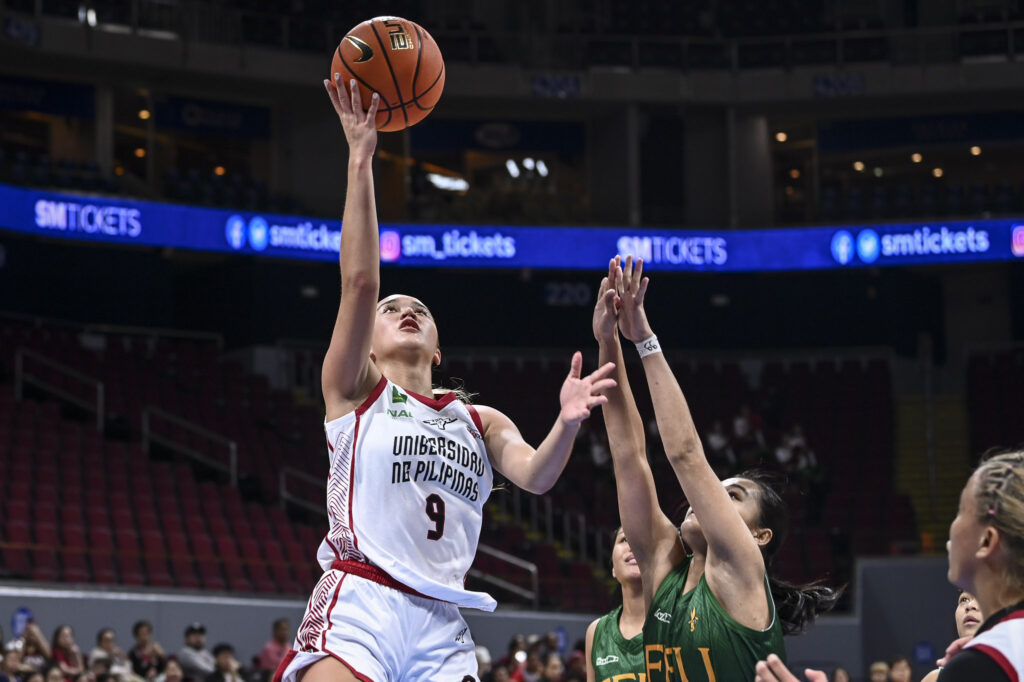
642, 558, 785, 682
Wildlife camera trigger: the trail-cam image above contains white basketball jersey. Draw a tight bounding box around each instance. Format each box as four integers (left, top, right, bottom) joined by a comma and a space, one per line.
964, 609, 1024, 681
318, 376, 497, 611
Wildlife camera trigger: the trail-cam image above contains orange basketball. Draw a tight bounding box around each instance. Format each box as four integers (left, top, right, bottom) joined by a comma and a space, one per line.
330, 16, 445, 132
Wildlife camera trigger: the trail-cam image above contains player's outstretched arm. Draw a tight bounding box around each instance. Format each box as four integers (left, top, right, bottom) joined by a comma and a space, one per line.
595, 258, 683, 605
321, 76, 383, 420
617, 256, 766, 591
475, 353, 616, 495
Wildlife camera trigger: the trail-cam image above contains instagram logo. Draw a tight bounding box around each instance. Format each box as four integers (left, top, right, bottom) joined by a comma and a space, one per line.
380, 230, 402, 262
1012, 226, 1024, 257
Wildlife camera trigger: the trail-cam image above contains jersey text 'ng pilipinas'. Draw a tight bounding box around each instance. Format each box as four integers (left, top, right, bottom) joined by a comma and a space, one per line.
319, 376, 496, 610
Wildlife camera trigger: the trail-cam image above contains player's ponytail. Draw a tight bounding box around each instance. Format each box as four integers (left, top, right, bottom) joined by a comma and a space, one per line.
739, 470, 844, 634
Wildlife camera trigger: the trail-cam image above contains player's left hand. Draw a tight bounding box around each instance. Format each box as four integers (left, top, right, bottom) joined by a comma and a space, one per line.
592, 258, 621, 345
558, 352, 616, 425
936, 635, 971, 667
754, 655, 828, 682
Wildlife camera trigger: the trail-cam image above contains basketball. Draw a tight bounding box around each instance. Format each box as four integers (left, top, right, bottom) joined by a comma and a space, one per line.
330, 16, 445, 132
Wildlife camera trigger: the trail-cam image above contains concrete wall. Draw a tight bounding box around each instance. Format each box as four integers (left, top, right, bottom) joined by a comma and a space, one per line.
0, 555, 956, 680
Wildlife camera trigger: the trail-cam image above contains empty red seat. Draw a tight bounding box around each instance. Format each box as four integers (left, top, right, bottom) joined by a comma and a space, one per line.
196, 560, 226, 590
61, 551, 90, 583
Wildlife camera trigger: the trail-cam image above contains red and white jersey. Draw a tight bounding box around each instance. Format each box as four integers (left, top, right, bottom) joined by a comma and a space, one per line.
964, 607, 1024, 682
318, 376, 496, 611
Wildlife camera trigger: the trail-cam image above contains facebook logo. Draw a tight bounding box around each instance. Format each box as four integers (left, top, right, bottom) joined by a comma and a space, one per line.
831, 231, 854, 265
225, 215, 246, 250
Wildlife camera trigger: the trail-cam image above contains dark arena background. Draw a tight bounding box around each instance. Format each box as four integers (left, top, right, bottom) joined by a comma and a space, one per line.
1, 1, 1024, 680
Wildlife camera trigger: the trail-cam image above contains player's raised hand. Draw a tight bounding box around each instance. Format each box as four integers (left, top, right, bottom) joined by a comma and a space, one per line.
936, 635, 972, 667
558, 352, 616, 425
592, 258, 621, 345
616, 255, 654, 343
325, 75, 380, 160
754, 655, 828, 682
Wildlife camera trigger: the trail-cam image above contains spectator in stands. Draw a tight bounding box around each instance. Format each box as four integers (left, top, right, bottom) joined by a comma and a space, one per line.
2, 645, 23, 682
87, 629, 133, 682
43, 666, 64, 682
493, 636, 526, 675
176, 626, 213, 682
23, 672, 42, 682
538, 653, 562, 682
887, 655, 911, 682
867, 660, 888, 681
153, 659, 182, 682
255, 620, 288, 674
831, 667, 850, 682
487, 664, 509, 682
128, 623, 165, 681
87, 661, 109, 681
474, 646, 492, 680
19, 625, 50, 673
50, 627, 84, 682
562, 651, 584, 682
706, 419, 736, 475
202, 646, 241, 682
509, 650, 542, 682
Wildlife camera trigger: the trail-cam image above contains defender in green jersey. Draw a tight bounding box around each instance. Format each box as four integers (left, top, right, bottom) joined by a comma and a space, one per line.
591, 257, 839, 682
586, 528, 646, 682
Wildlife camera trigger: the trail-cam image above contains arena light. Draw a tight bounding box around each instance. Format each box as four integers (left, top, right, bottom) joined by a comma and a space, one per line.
426, 173, 469, 192
522, 158, 535, 171
789, 168, 800, 179
911, 153, 923, 163
933, 167, 944, 178
536, 160, 549, 177
78, 6, 97, 26
853, 161, 865, 172
213, 166, 226, 177
505, 159, 520, 178
970, 145, 982, 156
775, 132, 788, 142
138, 110, 151, 120
134, 148, 146, 159
873, 167, 884, 177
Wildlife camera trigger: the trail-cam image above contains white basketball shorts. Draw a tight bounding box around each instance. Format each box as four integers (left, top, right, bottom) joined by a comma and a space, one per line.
274, 562, 478, 682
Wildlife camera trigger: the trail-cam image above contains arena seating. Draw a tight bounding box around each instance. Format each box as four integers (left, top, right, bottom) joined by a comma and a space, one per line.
967, 347, 1024, 456
0, 315, 911, 609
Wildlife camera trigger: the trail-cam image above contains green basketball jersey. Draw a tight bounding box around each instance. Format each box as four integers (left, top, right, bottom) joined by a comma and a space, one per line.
642, 557, 785, 682
592, 605, 646, 682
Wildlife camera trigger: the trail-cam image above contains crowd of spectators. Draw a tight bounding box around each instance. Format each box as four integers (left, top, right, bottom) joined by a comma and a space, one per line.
476, 632, 586, 682
0, 618, 292, 682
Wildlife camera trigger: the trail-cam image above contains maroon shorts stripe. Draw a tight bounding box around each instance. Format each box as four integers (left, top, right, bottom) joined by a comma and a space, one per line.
331, 559, 435, 600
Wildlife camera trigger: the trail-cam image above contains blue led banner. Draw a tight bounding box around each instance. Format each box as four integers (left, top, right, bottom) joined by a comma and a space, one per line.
1, 183, 1022, 272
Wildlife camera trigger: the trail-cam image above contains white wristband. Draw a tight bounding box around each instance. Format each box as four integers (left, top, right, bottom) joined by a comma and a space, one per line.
635, 335, 661, 358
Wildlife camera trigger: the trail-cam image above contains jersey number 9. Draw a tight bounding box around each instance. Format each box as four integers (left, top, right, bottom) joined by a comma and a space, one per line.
425, 493, 445, 540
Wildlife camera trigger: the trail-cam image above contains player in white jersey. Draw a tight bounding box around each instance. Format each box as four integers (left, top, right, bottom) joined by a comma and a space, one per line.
754, 450, 1024, 682
274, 77, 616, 682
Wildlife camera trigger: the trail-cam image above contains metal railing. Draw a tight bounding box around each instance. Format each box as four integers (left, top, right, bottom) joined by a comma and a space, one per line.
142, 406, 238, 487
494, 487, 611, 568
278, 465, 539, 606
14, 348, 105, 432
83, 323, 224, 349
470, 544, 539, 609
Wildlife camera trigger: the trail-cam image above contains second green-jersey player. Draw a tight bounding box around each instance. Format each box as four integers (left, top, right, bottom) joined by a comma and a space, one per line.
643, 558, 785, 682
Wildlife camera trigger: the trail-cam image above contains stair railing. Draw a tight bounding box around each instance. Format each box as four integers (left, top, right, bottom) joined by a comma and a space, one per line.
14, 348, 105, 433
142, 407, 238, 487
